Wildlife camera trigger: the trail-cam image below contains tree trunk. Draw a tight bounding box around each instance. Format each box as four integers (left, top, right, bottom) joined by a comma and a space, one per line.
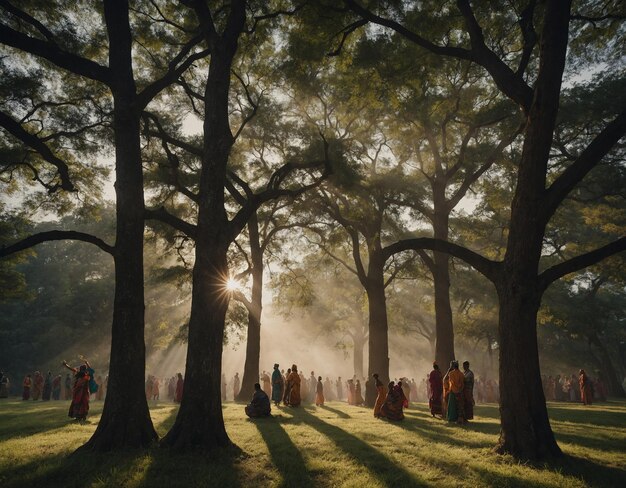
161, 244, 231, 450
496, 282, 561, 458
237, 213, 263, 401
432, 191, 455, 369
78, 0, 157, 451
366, 253, 390, 384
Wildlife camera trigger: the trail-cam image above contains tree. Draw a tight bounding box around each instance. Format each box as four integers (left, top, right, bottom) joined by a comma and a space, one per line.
0, 0, 207, 450
343, 0, 626, 458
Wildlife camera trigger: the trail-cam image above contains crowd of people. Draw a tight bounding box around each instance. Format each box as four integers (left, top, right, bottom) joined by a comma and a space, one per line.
1, 360, 612, 426
542, 369, 607, 404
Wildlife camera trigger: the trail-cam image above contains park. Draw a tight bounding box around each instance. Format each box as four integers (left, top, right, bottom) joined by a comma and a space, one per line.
0, 1, 625, 487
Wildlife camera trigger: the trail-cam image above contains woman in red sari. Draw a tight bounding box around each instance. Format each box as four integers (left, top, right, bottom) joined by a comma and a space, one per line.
428, 363, 443, 417
63, 361, 91, 422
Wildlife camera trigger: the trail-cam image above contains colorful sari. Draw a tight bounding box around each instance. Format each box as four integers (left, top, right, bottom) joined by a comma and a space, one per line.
287, 371, 301, 406
68, 372, 90, 420
380, 384, 405, 421
373, 380, 386, 417
428, 369, 443, 416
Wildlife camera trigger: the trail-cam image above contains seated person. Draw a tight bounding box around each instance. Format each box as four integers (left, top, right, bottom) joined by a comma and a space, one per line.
245, 383, 271, 418
379, 381, 406, 421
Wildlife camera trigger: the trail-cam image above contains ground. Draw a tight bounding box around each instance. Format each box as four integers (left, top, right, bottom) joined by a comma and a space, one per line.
0, 398, 624, 487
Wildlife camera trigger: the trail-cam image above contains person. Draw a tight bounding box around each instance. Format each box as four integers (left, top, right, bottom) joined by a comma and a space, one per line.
262, 370, 271, 395
410, 378, 417, 403
400, 378, 410, 408
32, 371, 43, 400
282, 368, 292, 405
372, 373, 385, 418
299, 370, 308, 403
271, 363, 284, 406
63, 359, 91, 422
42, 371, 52, 401
52, 374, 62, 400
169, 376, 177, 401
233, 373, 240, 399
315, 376, 325, 406
0, 372, 10, 398
379, 381, 406, 421
462, 361, 475, 420
347, 379, 355, 405
245, 383, 271, 418
579, 369, 592, 405
428, 363, 443, 417
446, 361, 466, 424
442, 367, 450, 418
336, 377, 343, 401
152, 376, 160, 401
175, 372, 184, 403
354, 379, 364, 406
286, 365, 301, 407
309, 371, 317, 403
23, 374, 32, 400
365, 376, 376, 407
145, 374, 154, 400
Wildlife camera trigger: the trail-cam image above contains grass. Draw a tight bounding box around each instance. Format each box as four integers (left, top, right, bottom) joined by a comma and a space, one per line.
0, 398, 624, 487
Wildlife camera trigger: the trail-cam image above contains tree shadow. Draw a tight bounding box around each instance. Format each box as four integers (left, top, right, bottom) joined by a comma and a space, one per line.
254, 416, 314, 488
318, 404, 351, 419
295, 408, 427, 487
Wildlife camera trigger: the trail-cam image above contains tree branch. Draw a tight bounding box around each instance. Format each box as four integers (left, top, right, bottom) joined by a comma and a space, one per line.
144, 206, 197, 238
0, 230, 114, 258
538, 237, 626, 291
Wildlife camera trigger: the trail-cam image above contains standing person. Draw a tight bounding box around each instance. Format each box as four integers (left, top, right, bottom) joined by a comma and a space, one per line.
287, 365, 301, 407
175, 372, 184, 403
299, 370, 308, 403
169, 376, 176, 401
271, 364, 283, 407
32, 371, 43, 400
22, 374, 32, 400
336, 377, 343, 401
282, 368, 292, 405
428, 363, 443, 418
145, 375, 154, 400
52, 375, 62, 400
245, 383, 271, 418
309, 371, 317, 403
62, 359, 91, 422
152, 377, 160, 401
400, 378, 410, 408
0, 372, 10, 398
373, 373, 385, 418
233, 373, 240, 400
315, 376, 325, 406
42, 371, 52, 401
579, 369, 593, 405
354, 379, 364, 406
446, 361, 466, 424
262, 370, 271, 395
347, 379, 355, 405
462, 361, 475, 421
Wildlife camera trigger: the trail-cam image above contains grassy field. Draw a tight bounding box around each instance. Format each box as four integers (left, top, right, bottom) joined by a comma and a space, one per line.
0, 398, 624, 488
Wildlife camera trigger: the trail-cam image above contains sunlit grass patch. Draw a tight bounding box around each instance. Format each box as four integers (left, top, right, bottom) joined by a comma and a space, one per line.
0, 398, 624, 487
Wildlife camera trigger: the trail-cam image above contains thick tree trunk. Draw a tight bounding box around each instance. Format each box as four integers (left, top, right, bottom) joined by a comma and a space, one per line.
432, 192, 455, 369
237, 214, 263, 401
79, 0, 157, 451
366, 254, 390, 384
161, 245, 231, 449
496, 282, 561, 458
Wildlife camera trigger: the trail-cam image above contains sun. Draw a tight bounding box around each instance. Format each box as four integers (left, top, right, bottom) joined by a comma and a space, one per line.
225, 278, 240, 292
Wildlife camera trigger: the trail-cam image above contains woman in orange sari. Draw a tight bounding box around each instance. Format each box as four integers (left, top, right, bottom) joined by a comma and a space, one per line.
287, 365, 301, 406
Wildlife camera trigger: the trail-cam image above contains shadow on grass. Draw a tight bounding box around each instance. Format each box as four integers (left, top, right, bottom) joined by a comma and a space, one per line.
295, 408, 427, 487
318, 404, 351, 419
254, 416, 314, 488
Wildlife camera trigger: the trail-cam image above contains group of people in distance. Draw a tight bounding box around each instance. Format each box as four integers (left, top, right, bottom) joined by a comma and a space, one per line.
542, 369, 607, 405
